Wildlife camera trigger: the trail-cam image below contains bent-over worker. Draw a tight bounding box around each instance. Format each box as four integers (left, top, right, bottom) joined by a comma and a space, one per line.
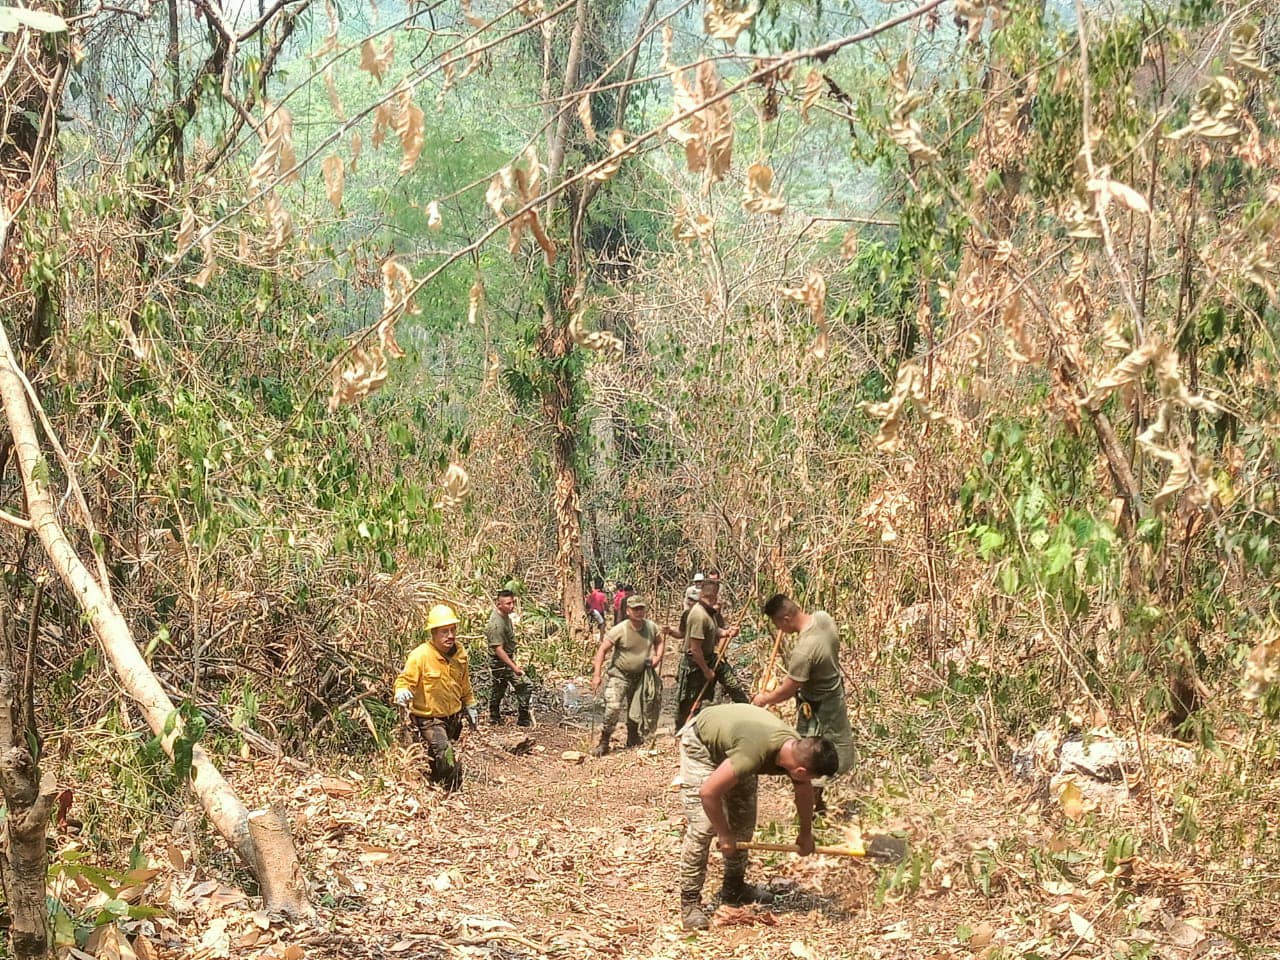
590, 595, 664, 756
677, 703, 839, 931
754, 594, 856, 814
394, 604, 478, 791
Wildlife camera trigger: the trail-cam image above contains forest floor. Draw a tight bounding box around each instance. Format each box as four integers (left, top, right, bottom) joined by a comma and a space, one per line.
76, 671, 1279, 960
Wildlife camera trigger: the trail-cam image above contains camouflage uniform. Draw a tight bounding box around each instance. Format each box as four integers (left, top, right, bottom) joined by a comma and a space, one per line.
487, 607, 531, 724
674, 602, 748, 728
678, 722, 756, 893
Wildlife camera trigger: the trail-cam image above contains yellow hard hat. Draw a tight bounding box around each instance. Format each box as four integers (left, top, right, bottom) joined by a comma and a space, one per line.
425, 604, 459, 631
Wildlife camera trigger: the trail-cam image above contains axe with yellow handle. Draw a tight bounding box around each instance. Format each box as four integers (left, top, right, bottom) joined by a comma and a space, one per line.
737, 833, 908, 862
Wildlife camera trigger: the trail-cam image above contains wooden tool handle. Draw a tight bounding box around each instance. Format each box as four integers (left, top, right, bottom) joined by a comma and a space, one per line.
737, 841, 864, 858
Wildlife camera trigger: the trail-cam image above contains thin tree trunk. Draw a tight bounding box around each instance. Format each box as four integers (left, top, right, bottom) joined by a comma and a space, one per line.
0, 581, 54, 960
0, 324, 310, 917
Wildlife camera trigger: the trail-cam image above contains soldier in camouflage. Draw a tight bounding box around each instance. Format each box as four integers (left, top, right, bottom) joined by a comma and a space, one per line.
677, 703, 838, 931
590, 595, 664, 756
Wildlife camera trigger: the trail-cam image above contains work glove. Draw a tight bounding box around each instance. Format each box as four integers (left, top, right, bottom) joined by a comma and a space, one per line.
395, 689, 412, 708
465, 706, 479, 729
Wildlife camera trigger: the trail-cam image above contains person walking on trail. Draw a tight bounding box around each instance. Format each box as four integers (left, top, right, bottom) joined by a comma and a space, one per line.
394, 604, 478, 791
585, 579, 609, 639
487, 589, 532, 727
677, 702, 839, 931
590, 596, 664, 756
674, 577, 750, 729
611, 583, 632, 625
753, 594, 856, 814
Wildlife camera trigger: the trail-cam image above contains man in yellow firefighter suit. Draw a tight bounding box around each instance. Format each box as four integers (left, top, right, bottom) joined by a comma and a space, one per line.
394, 604, 478, 791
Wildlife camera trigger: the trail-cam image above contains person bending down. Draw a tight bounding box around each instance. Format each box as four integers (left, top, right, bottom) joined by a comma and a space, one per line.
677, 702, 838, 931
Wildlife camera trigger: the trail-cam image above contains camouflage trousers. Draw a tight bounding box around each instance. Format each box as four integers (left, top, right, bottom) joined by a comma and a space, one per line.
678, 722, 756, 898
410, 714, 463, 791
796, 692, 856, 779
600, 669, 641, 732
489, 659, 531, 718
674, 653, 749, 729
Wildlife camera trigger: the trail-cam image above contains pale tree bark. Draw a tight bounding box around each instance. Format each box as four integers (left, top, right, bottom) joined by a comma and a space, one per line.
0, 324, 311, 918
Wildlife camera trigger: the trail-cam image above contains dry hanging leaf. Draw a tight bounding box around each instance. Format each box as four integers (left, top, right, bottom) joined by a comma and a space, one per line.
324, 67, 345, 119
703, 0, 756, 43
1229, 22, 1269, 79
486, 148, 556, 265
436, 61, 456, 109
799, 69, 822, 122
382, 257, 419, 323
779, 271, 828, 358
467, 278, 484, 324
1087, 339, 1159, 402
358, 35, 394, 83
371, 101, 392, 149
321, 154, 345, 212
568, 303, 623, 359
460, 0, 485, 29
587, 129, 634, 182
248, 103, 299, 194
262, 191, 292, 255
1087, 175, 1150, 215
194, 230, 216, 288
437, 463, 470, 508
1168, 76, 1244, 142
395, 96, 425, 172
888, 57, 938, 164
577, 94, 596, 142
426, 200, 442, 230
742, 161, 785, 214
860, 362, 927, 451
312, 0, 340, 57
167, 205, 196, 261
460, 35, 485, 79
954, 0, 986, 44
668, 59, 733, 190
328, 343, 389, 412
839, 228, 858, 260
349, 131, 363, 172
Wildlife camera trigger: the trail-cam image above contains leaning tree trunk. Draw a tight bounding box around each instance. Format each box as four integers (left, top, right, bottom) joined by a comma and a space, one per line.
0, 324, 311, 918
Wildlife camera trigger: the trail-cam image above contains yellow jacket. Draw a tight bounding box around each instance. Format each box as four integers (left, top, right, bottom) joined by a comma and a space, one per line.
394, 642, 477, 718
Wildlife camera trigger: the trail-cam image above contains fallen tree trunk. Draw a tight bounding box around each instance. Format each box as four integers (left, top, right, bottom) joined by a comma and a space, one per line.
0, 322, 311, 918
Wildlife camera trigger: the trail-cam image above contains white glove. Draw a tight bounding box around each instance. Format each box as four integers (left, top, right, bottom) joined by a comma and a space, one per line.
395, 689, 413, 707
465, 706, 479, 727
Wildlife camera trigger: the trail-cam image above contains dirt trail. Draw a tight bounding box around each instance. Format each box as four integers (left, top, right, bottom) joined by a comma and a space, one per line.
127, 672, 1272, 960
193, 681, 885, 960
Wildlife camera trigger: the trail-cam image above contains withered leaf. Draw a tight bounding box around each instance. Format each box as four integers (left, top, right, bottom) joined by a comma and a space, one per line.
321, 154, 345, 212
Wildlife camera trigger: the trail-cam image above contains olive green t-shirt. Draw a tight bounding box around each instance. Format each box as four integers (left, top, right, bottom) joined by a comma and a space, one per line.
605, 619, 657, 676
486, 608, 515, 658
684, 602, 719, 660
694, 703, 797, 778
786, 611, 844, 701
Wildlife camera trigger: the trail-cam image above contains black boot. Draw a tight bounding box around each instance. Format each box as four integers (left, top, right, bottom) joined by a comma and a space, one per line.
625, 720, 642, 747
680, 893, 710, 931
590, 727, 612, 757
517, 709, 533, 727
813, 786, 827, 816
720, 875, 774, 906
